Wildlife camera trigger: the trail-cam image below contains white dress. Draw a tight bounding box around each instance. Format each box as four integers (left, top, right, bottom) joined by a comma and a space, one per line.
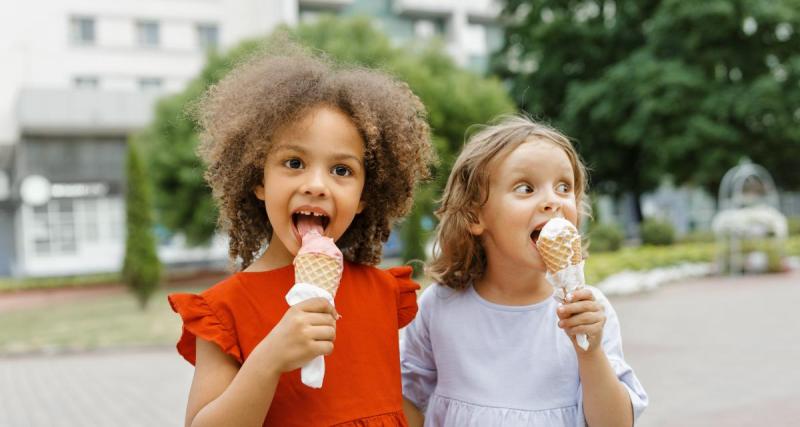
401, 284, 648, 427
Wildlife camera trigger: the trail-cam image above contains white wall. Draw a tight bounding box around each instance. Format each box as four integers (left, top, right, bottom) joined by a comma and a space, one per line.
0, 0, 291, 143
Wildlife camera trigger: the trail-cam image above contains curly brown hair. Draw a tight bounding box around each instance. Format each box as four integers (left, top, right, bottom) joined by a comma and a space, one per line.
195, 47, 433, 269
427, 114, 590, 290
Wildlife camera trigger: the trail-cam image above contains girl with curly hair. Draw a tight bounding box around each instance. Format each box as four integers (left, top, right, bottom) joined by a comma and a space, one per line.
168, 46, 434, 427
400, 115, 647, 427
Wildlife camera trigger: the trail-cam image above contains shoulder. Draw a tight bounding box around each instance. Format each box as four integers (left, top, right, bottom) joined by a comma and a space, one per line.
347, 262, 419, 291
586, 285, 611, 306
417, 282, 464, 312
192, 273, 250, 313
169, 274, 242, 314
201, 273, 244, 299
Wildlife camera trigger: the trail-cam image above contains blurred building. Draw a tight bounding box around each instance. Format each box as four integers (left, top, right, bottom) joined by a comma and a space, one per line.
0, 0, 501, 277
300, 0, 503, 73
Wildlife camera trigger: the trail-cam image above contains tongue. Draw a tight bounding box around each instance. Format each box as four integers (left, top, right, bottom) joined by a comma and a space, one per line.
296, 215, 324, 237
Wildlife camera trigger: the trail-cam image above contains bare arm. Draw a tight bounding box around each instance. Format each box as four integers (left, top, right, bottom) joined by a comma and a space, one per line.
402, 397, 424, 427
576, 350, 633, 427
557, 289, 633, 427
186, 338, 280, 427
185, 298, 337, 427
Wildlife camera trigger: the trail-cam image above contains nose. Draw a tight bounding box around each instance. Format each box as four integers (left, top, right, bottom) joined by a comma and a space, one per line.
300, 168, 329, 198
539, 190, 561, 215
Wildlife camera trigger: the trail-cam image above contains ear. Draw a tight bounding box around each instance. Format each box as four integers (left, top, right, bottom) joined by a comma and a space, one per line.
356, 199, 366, 214
254, 185, 265, 201
468, 212, 484, 236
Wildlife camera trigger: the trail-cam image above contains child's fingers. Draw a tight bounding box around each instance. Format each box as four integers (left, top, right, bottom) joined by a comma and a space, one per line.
306, 312, 337, 327
556, 301, 602, 319
567, 288, 594, 302
566, 323, 601, 337
557, 311, 604, 329
308, 324, 336, 342
312, 340, 335, 356
296, 297, 336, 316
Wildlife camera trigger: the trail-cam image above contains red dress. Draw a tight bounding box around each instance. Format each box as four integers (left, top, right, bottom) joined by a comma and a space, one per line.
168, 262, 419, 426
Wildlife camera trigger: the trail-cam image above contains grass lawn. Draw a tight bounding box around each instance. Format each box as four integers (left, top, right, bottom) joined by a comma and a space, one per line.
0, 287, 195, 355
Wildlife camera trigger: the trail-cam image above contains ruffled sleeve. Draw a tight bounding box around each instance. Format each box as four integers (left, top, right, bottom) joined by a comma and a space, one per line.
168, 293, 242, 365
400, 285, 438, 413
388, 266, 420, 328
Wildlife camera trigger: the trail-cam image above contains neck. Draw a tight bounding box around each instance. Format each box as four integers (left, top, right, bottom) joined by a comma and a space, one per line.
244, 239, 294, 272
474, 257, 552, 306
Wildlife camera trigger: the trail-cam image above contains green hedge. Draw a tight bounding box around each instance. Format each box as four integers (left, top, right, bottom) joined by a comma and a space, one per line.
0, 273, 121, 293
640, 218, 675, 246
588, 223, 625, 252
789, 217, 800, 236
585, 242, 716, 284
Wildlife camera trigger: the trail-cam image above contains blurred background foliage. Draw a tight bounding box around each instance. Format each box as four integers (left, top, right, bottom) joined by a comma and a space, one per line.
497, 0, 800, 221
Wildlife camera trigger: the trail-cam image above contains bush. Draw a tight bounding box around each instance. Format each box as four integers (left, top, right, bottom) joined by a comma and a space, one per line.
788, 217, 800, 236
641, 218, 675, 246
679, 230, 715, 243
584, 242, 717, 284
122, 142, 162, 309
589, 223, 624, 252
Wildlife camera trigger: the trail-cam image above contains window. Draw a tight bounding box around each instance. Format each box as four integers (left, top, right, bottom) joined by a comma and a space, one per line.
70, 16, 95, 45
413, 17, 446, 40
79, 199, 99, 242
139, 77, 162, 91
414, 19, 437, 39
74, 76, 99, 89
32, 200, 77, 255
136, 20, 160, 47
197, 24, 219, 50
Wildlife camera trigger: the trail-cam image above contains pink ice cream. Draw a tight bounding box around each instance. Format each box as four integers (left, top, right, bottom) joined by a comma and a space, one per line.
296, 230, 343, 263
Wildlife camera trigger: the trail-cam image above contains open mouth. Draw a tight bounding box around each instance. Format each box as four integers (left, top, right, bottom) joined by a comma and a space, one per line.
530, 229, 541, 245
530, 222, 546, 246
292, 209, 330, 238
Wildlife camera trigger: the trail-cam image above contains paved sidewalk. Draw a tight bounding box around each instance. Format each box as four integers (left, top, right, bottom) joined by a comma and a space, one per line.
614, 271, 800, 427
1, 271, 798, 426
0, 349, 193, 427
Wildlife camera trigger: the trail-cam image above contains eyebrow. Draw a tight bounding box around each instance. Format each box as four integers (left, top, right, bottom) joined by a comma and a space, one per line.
272, 144, 363, 164
507, 165, 574, 181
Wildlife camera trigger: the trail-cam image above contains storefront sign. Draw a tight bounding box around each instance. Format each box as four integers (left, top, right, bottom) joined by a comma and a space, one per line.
20, 175, 51, 206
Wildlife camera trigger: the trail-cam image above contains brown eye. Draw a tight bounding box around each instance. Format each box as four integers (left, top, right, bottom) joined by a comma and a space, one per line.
514, 184, 533, 194
331, 165, 352, 176
284, 158, 303, 169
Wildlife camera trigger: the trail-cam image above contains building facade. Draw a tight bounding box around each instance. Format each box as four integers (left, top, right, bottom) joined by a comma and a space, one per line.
0, 0, 501, 277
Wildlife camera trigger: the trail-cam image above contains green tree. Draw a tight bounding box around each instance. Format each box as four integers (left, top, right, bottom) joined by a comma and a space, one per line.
498, 0, 800, 220
143, 16, 515, 267
122, 141, 162, 309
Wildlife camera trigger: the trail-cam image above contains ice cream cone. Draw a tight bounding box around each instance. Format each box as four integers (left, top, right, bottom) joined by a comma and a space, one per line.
537, 220, 582, 272
294, 253, 342, 296
286, 229, 344, 388
538, 217, 590, 351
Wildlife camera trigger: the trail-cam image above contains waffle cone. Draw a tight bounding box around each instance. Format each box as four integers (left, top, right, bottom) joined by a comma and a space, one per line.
538, 230, 582, 273
294, 253, 342, 295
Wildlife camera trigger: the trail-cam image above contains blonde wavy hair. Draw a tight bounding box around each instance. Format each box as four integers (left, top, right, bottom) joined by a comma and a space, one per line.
427, 115, 590, 289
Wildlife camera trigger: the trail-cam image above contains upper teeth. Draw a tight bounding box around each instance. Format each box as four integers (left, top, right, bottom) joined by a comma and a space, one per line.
297, 210, 325, 216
